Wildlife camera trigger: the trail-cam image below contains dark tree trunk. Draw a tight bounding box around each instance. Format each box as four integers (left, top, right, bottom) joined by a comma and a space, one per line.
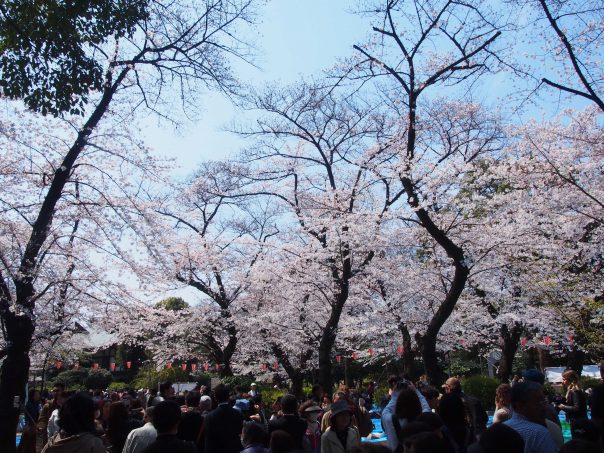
417, 332, 444, 386
399, 323, 415, 377
497, 323, 523, 382
0, 68, 128, 452
318, 283, 348, 394
537, 347, 551, 372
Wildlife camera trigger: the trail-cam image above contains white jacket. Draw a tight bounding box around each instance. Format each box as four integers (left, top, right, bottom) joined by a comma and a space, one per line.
320, 427, 360, 453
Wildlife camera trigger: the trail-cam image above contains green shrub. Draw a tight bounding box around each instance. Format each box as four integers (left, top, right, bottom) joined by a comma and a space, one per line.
108, 381, 128, 391
221, 375, 255, 391
85, 369, 113, 390
461, 375, 499, 411
580, 376, 601, 390
51, 369, 88, 389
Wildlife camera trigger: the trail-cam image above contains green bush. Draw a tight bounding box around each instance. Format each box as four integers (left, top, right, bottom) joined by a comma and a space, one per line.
221, 375, 255, 391
131, 365, 190, 389
85, 369, 113, 390
461, 375, 499, 411
51, 369, 89, 389
580, 376, 601, 390
108, 381, 128, 391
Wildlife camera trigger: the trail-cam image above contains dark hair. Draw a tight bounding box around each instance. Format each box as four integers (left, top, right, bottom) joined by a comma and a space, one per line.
437, 394, 468, 448
398, 421, 432, 440
106, 402, 130, 450
350, 445, 392, 453
242, 421, 266, 445
420, 386, 440, 401
28, 388, 39, 400
280, 394, 298, 414
478, 423, 524, 453
570, 419, 601, 444
213, 384, 230, 403
394, 388, 422, 420
415, 412, 444, 431
312, 384, 323, 395
510, 381, 542, 408
186, 391, 200, 407
159, 382, 173, 395
57, 393, 96, 435
269, 430, 295, 453
402, 432, 445, 453
54, 382, 66, 390
152, 400, 182, 433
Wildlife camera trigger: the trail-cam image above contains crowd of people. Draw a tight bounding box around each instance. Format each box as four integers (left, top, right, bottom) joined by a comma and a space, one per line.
15, 366, 604, 453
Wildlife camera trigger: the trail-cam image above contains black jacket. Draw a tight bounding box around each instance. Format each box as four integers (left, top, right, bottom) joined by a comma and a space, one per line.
142, 434, 197, 453
268, 414, 307, 450
202, 403, 243, 453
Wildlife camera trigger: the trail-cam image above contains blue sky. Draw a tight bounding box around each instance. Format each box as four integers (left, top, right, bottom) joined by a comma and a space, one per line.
145, 1, 368, 177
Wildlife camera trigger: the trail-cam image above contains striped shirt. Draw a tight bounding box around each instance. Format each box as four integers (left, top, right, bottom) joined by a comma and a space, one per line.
503, 412, 557, 453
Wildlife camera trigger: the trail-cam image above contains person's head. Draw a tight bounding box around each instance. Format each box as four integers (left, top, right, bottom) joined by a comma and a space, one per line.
475, 422, 524, 453
242, 421, 266, 447
338, 384, 350, 396
321, 394, 332, 410
350, 445, 391, 453
213, 383, 230, 403
28, 388, 40, 402
199, 395, 212, 413
559, 439, 603, 453
415, 412, 444, 435
57, 393, 96, 436
55, 391, 68, 407
299, 401, 321, 422
522, 368, 545, 385
269, 430, 295, 453
280, 394, 298, 415
442, 378, 461, 395
395, 388, 422, 421
143, 406, 154, 424
312, 384, 323, 398
159, 381, 173, 398
562, 369, 581, 390
510, 381, 546, 424
332, 391, 347, 403
402, 432, 445, 453
329, 399, 352, 432
495, 383, 512, 409
100, 399, 111, 419
420, 386, 440, 411
152, 400, 181, 434
186, 391, 201, 408
52, 383, 65, 400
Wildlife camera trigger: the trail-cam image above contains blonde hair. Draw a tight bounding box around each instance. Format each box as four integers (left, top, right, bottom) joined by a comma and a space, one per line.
562, 370, 581, 390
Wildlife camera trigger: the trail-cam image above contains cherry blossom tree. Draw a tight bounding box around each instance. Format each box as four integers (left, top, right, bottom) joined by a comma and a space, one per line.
0, 1, 258, 448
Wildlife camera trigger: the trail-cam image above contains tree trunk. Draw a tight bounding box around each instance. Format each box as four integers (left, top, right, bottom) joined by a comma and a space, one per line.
417, 332, 444, 386
290, 374, 304, 399
566, 347, 585, 376
399, 323, 415, 377
0, 68, 127, 452
497, 323, 523, 382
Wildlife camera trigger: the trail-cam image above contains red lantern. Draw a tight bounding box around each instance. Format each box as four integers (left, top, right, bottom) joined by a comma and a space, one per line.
167, 361, 171, 369
545, 336, 551, 346
191, 363, 197, 371
460, 338, 466, 346
182, 363, 187, 371
368, 348, 373, 357
262, 363, 267, 370
352, 352, 357, 361
569, 335, 573, 347
397, 345, 404, 355
215, 364, 220, 371
93, 363, 99, 369
110, 362, 115, 371
74, 362, 79, 370
521, 337, 527, 347
204, 363, 209, 372
273, 361, 278, 370
55, 361, 62, 369
126, 361, 132, 369
336, 355, 341, 364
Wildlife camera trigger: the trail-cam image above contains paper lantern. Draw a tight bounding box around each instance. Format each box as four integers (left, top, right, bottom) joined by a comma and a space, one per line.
55, 361, 62, 369
126, 361, 132, 369
93, 363, 99, 369
74, 362, 79, 370
352, 352, 357, 361
545, 336, 551, 346
215, 364, 220, 371
368, 348, 373, 357
262, 363, 267, 370
191, 363, 197, 371
110, 362, 115, 371
182, 363, 187, 371
569, 335, 573, 347
336, 355, 341, 364
273, 361, 278, 370
167, 361, 171, 369
204, 363, 209, 372
521, 337, 527, 347
397, 345, 404, 355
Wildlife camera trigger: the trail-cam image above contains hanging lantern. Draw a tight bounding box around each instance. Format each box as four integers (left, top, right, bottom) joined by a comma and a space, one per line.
545, 336, 551, 346
93, 363, 99, 369
368, 348, 373, 357
55, 361, 62, 369
336, 355, 341, 364
569, 335, 573, 347
191, 363, 197, 371
110, 362, 116, 371
203, 363, 209, 372
126, 361, 132, 369
352, 352, 357, 361
74, 362, 79, 370
397, 345, 404, 355
262, 363, 267, 370
167, 361, 172, 369
215, 364, 220, 371
182, 363, 187, 371
273, 361, 278, 370
521, 337, 527, 347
